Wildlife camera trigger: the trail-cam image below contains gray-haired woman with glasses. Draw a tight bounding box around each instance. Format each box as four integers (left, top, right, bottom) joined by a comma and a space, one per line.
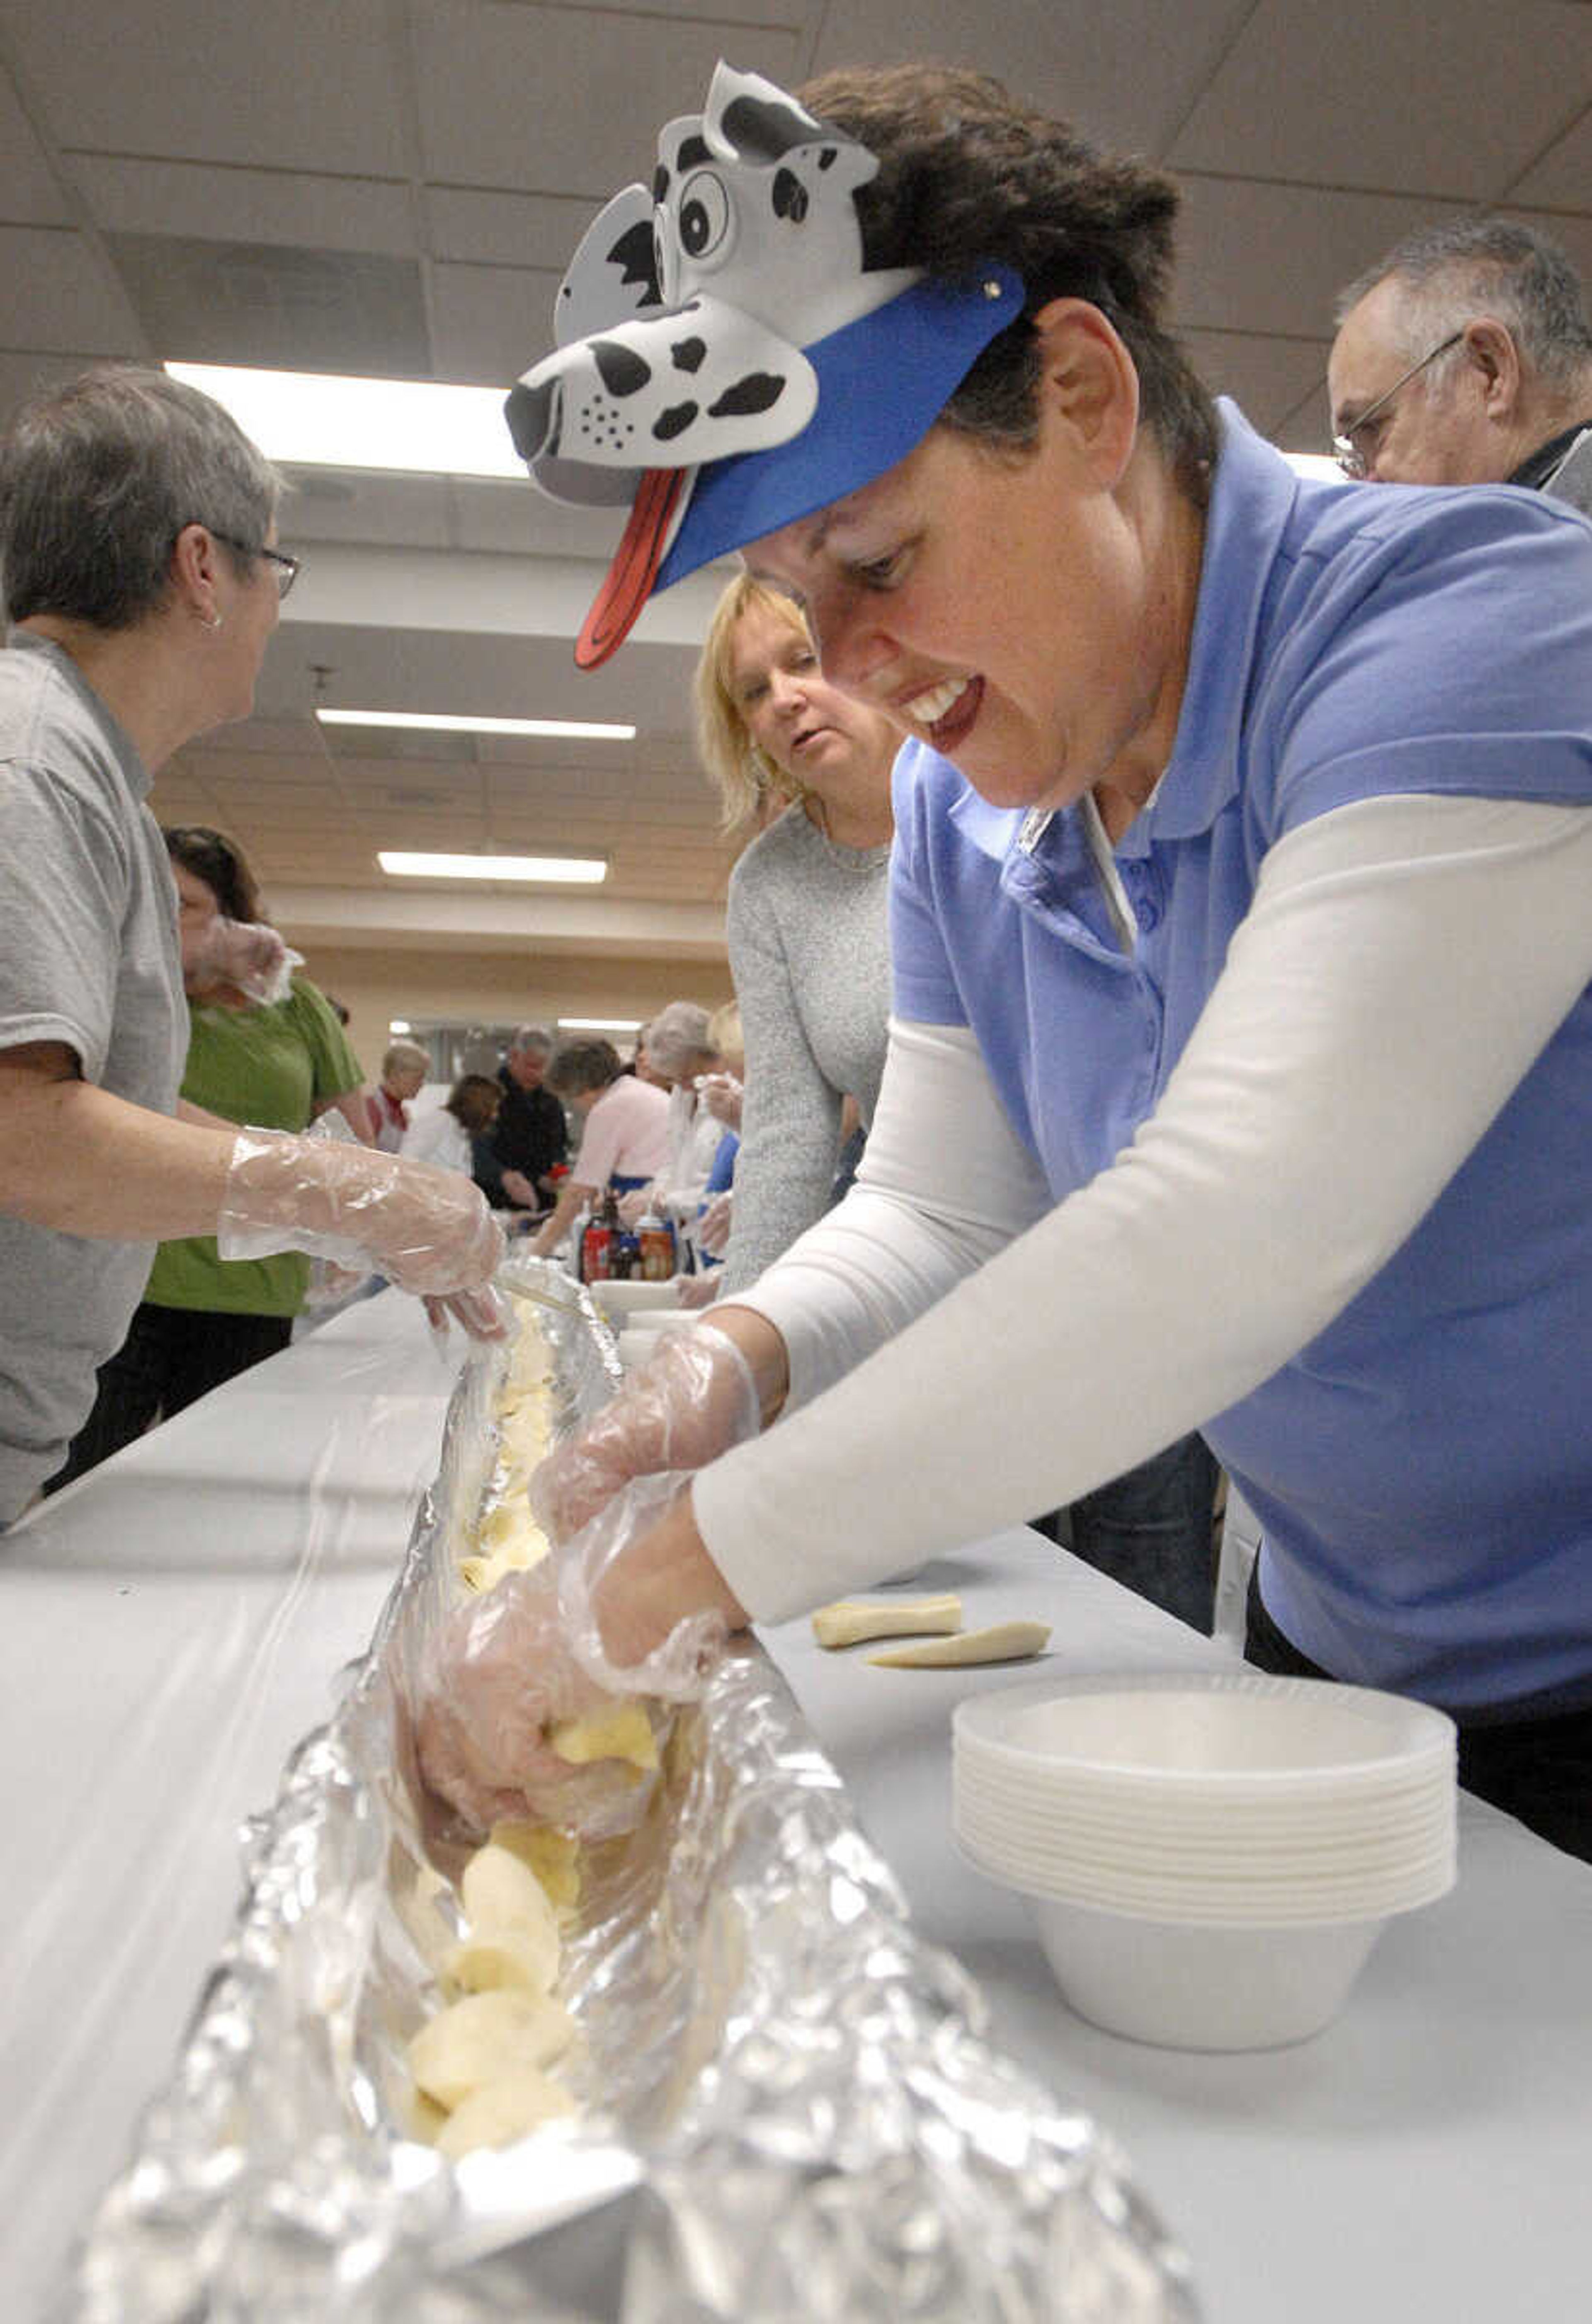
0, 365, 504, 1522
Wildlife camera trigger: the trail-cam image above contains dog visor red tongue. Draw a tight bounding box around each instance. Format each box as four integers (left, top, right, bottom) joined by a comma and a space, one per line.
575, 468, 688, 671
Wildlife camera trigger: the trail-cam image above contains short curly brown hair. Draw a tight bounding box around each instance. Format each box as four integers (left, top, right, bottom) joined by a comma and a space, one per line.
798, 64, 1218, 502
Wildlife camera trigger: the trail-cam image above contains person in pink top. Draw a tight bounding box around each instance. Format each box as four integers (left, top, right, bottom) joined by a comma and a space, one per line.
526, 1037, 670, 1261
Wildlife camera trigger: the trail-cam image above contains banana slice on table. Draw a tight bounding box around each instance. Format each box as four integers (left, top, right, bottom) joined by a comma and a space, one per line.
868, 1620, 1051, 1669
811, 1593, 963, 1649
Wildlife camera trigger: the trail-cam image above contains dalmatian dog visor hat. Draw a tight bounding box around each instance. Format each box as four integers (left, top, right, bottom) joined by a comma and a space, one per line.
504, 61, 1024, 668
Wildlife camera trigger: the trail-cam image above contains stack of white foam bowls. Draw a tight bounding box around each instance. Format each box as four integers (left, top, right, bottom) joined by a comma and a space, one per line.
953, 1671, 1456, 2051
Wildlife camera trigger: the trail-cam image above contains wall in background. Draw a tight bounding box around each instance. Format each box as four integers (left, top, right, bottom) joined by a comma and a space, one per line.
296, 945, 734, 1084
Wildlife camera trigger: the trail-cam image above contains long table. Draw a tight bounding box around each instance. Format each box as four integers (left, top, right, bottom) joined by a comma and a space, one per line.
3, 1291, 1589, 2320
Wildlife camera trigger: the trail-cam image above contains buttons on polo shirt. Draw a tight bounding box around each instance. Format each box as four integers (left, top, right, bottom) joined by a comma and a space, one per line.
1121, 860, 1161, 931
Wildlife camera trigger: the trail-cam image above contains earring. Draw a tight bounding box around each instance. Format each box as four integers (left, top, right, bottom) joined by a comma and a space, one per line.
199, 608, 223, 632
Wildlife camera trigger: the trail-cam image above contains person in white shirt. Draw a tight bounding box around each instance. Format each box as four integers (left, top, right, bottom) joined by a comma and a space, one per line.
401, 1075, 501, 1177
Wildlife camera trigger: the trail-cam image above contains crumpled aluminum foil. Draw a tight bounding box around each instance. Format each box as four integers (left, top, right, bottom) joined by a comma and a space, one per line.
59, 1262, 1201, 2323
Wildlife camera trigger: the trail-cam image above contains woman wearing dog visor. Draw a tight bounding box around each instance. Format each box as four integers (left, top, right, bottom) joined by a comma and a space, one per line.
421, 63, 1592, 1857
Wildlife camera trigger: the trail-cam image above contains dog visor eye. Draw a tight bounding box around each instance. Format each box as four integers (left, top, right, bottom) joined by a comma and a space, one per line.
678, 172, 731, 262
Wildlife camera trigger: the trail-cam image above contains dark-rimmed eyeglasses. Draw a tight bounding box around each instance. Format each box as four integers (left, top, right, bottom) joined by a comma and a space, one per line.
1332, 329, 1466, 480
200, 528, 302, 599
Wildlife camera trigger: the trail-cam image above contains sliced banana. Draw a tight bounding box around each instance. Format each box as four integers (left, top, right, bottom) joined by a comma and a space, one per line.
490, 1819, 582, 1913
811, 1593, 963, 1649
550, 1700, 658, 1771
868, 1619, 1051, 1669
434, 2069, 575, 2159
408, 1988, 576, 2111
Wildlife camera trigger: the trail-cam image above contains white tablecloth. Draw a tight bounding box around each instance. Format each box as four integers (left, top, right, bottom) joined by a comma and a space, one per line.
3, 1296, 1589, 2321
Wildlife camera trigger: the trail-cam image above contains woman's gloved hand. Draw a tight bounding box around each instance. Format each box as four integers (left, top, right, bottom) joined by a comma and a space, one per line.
696, 1189, 733, 1256
695, 1072, 743, 1130
416, 1472, 740, 1838
218, 1128, 505, 1311
529, 1324, 761, 1544
182, 916, 301, 1009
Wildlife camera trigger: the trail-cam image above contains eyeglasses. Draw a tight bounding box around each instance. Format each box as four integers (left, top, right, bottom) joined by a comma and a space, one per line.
1332, 329, 1466, 479
201, 528, 303, 599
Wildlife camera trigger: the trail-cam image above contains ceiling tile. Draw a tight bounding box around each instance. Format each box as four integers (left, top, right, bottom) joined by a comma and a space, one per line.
1, 0, 410, 175
280, 470, 456, 550
68, 156, 417, 256
427, 259, 559, 387
448, 476, 621, 560
412, 5, 802, 196
1506, 111, 1592, 208
424, 184, 606, 269
1178, 329, 1332, 442
810, 0, 1256, 156
0, 69, 70, 222
1168, 0, 1592, 200
106, 235, 431, 374
1173, 176, 1473, 337
0, 225, 141, 354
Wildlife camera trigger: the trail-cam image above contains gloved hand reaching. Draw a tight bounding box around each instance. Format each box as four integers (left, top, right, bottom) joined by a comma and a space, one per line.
529, 1323, 761, 1543
218, 1126, 506, 1315
182, 915, 300, 1007
416, 1471, 738, 1838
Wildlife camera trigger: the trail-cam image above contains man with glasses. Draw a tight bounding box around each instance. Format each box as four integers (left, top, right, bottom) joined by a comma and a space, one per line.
1329, 218, 1592, 509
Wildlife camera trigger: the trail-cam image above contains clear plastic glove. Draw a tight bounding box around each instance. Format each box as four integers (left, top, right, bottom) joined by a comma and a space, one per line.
673, 1271, 719, 1310
183, 916, 300, 1007
615, 1184, 653, 1229
529, 1324, 760, 1544
695, 1072, 743, 1130
218, 1127, 505, 1308
696, 1189, 733, 1257
416, 1471, 730, 1838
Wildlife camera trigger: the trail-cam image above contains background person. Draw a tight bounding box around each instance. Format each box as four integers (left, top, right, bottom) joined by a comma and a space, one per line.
1329, 217, 1592, 505
49, 825, 369, 1487
0, 365, 502, 1521
428, 63, 1592, 1857
473, 1023, 568, 1213
403, 1073, 502, 1174
370, 1037, 429, 1152
616, 1001, 724, 1234
525, 1038, 670, 1262
694, 573, 896, 1293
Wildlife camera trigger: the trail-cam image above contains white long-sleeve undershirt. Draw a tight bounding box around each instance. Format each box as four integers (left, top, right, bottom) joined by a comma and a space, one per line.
692, 791, 1592, 1624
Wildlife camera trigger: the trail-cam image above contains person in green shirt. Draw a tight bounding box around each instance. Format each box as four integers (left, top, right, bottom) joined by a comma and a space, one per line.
49, 826, 366, 1487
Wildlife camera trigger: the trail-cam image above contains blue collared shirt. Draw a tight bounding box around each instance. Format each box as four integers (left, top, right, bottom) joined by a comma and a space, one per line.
888, 404, 1592, 1713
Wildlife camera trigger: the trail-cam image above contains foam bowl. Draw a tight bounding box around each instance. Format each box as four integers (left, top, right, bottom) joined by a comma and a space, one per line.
1026, 1891, 1389, 2052
586, 1278, 682, 1319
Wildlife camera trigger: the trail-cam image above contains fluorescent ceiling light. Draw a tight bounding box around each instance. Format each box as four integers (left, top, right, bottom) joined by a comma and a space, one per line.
558, 1016, 643, 1031
388, 1018, 413, 1033
319, 708, 634, 741
164, 361, 525, 478
1282, 451, 1348, 483
379, 850, 607, 883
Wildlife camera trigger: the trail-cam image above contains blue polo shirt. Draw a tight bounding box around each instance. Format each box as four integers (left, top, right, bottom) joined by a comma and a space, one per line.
890, 404, 1592, 1716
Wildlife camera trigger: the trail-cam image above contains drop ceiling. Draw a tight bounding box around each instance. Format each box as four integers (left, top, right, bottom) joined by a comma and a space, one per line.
0, 0, 1587, 964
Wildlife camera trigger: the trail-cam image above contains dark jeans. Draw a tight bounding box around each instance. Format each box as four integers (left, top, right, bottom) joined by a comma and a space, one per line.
1245, 1566, 1592, 1865
1034, 1432, 1221, 1633
46, 1303, 294, 1492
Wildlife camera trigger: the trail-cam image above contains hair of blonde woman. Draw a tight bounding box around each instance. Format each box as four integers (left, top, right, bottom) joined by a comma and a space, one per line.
706, 999, 744, 1075
693, 572, 812, 839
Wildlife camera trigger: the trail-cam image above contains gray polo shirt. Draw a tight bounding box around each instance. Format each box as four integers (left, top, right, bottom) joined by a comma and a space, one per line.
0, 630, 185, 1519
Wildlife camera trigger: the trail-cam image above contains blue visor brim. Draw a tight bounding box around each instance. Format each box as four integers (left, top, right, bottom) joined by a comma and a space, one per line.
654, 266, 1025, 590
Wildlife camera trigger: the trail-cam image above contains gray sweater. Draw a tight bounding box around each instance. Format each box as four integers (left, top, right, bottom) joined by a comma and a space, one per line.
720, 803, 893, 1292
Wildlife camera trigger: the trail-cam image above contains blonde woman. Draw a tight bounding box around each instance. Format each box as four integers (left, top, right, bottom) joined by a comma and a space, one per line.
695, 574, 897, 1291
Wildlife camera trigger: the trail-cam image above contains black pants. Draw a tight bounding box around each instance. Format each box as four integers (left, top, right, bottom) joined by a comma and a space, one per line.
46, 1303, 294, 1492
1034, 1432, 1222, 1633
1245, 1566, 1592, 1865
